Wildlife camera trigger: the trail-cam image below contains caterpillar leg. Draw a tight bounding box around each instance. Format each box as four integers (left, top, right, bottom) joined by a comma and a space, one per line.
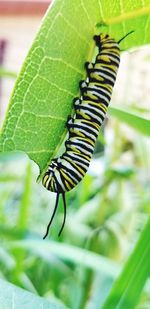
85, 61, 94, 77
85, 61, 94, 70
79, 80, 88, 94
73, 98, 82, 110
66, 115, 74, 129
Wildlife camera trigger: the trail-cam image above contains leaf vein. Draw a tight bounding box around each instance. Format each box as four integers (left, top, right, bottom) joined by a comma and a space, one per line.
107, 6, 150, 24
59, 13, 90, 46
80, 0, 95, 30
97, 0, 105, 21
41, 56, 83, 75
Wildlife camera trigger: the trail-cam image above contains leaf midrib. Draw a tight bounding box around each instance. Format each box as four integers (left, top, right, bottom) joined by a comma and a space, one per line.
106, 6, 150, 24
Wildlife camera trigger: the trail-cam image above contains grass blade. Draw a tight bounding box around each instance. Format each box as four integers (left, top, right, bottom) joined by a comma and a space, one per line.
109, 106, 150, 136
102, 216, 150, 308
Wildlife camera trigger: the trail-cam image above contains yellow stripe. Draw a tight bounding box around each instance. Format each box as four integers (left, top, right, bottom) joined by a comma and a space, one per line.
99, 55, 111, 63
90, 73, 105, 81
70, 135, 95, 147
61, 169, 75, 187
98, 104, 107, 113
68, 150, 91, 162
82, 100, 107, 111
77, 110, 91, 120
82, 119, 100, 130
64, 180, 72, 190
69, 147, 91, 161
82, 101, 107, 113
69, 145, 81, 154
70, 128, 85, 137
43, 174, 49, 186
51, 177, 55, 191
86, 92, 109, 105
93, 83, 112, 91
65, 157, 85, 176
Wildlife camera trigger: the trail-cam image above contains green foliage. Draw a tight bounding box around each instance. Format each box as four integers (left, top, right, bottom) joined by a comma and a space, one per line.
103, 216, 150, 308
0, 1, 150, 309
1, 127, 150, 308
0, 0, 150, 177
0, 278, 67, 309
109, 106, 150, 136
9, 239, 119, 278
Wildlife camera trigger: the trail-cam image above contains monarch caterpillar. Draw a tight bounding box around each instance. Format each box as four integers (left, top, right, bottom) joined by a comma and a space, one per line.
42, 31, 134, 239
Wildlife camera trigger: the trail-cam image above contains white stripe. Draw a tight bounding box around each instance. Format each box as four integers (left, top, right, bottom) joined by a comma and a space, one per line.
93, 71, 115, 83
54, 170, 66, 191
83, 109, 104, 123
73, 121, 98, 135
61, 158, 83, 180
79, 103, 106, 117
89, 84, 111, 97
66, 151, 90, 165
73, 128, 97, 142
70, 125, 96, 142
80, 102, 106, 119
94, 65, 117, 78
98, 53, 120, 65
106, 54, 120, 64
64, 154, 88, 170
67, 154, 89, 169
70, 138, 94, 151
69, 143, 92, 156
85, 90, 110, 104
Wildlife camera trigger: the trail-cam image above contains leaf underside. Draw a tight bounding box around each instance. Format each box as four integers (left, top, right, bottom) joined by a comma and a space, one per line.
0, 278, 68, 309
0, 0, 150, 178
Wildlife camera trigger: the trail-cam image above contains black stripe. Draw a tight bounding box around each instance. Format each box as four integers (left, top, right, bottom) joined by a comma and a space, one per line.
75, 110, 103, 125
66, 140, 93, 154
67, 138, 94, 151
65, 150, 91, 162
75, 104, 105, 119
65, 153, 90, 168
82, 93, 110, 106
53, 174, 63, 192
84, 87, 111, 102
95, 57, 120, 67
68, 130, 96, 143
63, 156, 87, 175
69, 122, 98, 138
90, 69, 116, 83
59, 162, 82, 183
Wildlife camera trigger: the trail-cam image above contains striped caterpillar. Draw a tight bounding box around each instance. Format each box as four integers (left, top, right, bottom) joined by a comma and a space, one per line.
42, 31, 133, 239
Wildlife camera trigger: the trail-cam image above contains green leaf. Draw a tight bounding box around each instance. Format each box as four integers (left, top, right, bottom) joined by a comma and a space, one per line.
0, 278, 68, 309
109, 106, 150, 136
102, 216, 150, 309
9, 240, 119, 278
0, 0, 150, 177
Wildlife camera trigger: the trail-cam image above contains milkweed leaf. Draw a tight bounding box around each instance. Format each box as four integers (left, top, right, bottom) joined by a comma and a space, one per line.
0, 0, 150, 178
0, 278, 68, 309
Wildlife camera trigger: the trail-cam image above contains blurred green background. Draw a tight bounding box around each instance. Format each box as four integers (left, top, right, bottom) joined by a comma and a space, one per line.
0, 1, 150, 309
